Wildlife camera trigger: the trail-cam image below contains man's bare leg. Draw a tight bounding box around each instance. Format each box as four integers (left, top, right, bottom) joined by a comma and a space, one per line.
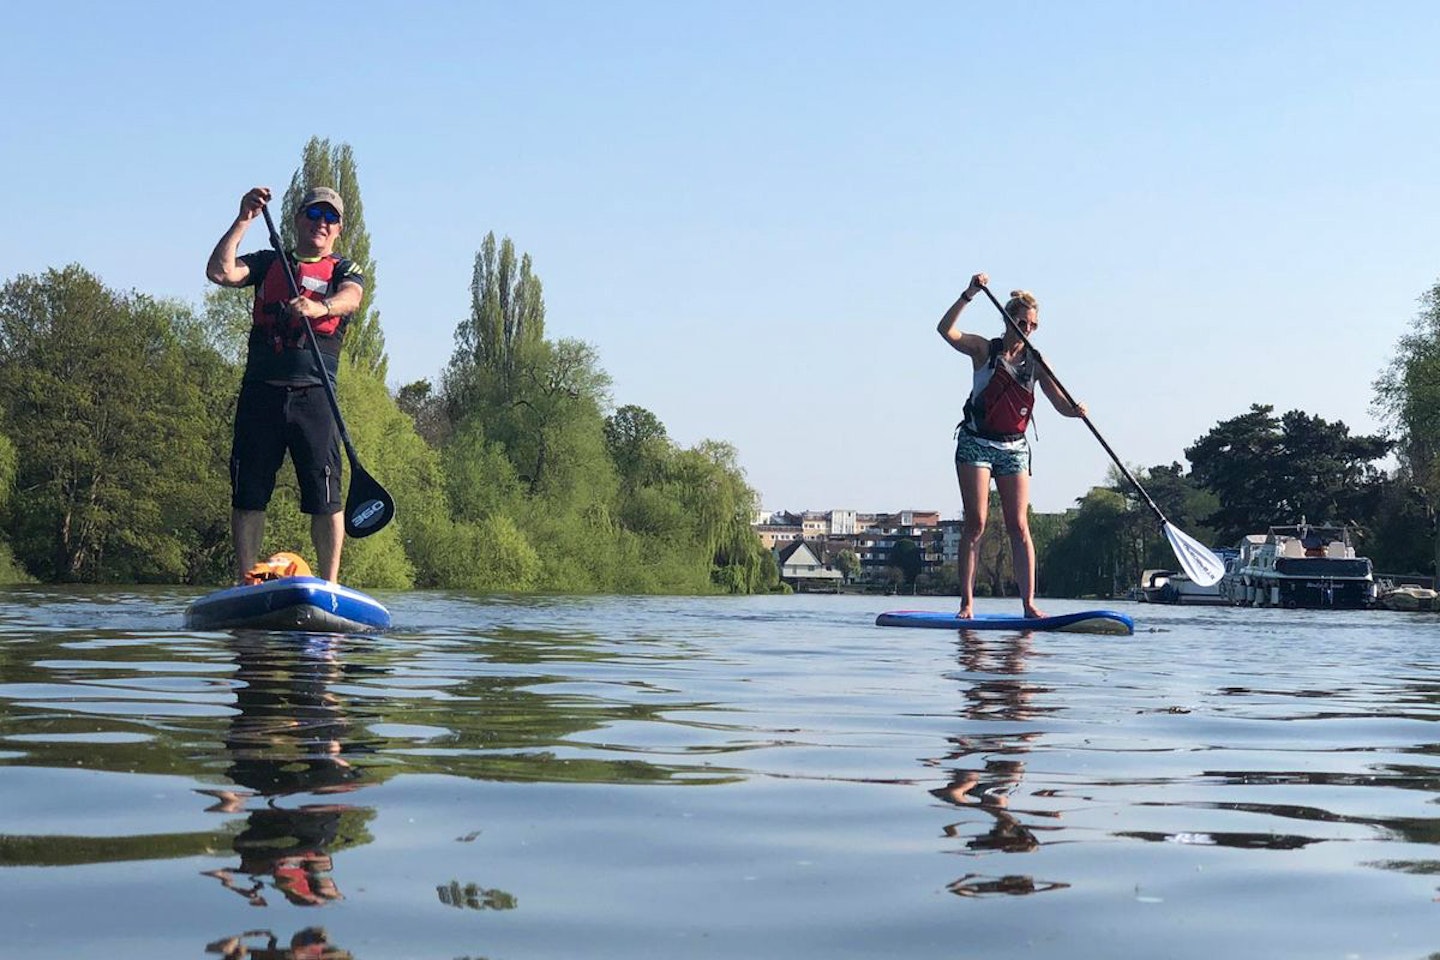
232, 509, 265, 583
312, 512, 344, 583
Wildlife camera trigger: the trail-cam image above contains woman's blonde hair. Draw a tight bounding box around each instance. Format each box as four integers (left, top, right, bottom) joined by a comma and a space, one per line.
1005, 289, 1038, 318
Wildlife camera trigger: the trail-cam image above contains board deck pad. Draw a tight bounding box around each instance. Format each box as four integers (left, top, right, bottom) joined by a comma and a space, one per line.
875, 609, 1133, 635
185, 575, 391, 634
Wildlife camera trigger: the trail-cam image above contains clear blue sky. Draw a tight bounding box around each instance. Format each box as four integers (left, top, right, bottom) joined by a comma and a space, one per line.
5, 2, 1438, 517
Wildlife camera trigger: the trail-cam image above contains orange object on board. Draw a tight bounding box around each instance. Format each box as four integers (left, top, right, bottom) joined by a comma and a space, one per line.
242, 551, 313, 585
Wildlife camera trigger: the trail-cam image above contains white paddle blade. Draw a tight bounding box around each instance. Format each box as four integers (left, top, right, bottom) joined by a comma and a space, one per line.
1163, 522, 1227, 587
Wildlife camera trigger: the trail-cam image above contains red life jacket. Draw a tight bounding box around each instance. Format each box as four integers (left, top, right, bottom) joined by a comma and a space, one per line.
252, 253, 349, 354
961, 338, 1036, 442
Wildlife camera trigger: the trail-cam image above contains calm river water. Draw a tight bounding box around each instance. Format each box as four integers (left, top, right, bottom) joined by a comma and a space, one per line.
2, 588, 1439, 959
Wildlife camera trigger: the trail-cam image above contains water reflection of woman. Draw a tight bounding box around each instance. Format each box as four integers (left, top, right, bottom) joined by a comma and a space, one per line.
933, 759, 1038, 853
200, 634, 374, 909
929, 631, 1064, 890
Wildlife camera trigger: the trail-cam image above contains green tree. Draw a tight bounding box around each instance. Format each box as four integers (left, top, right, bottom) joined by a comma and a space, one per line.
1362, 477, 1435, 575
1185, 404, 1390, 543
890, 538, 922, 586
396, 378, 451, 448
446, 232, 545, 419
604, 405, 686, 543
200, 285, 251, 365
170, 298, 245, 583
419, 512, 542, 593
605, 404, 670, 491
1029, 509, 1070, 594
1122, 463, 1217, 543
442, 417, 524, 523
1090, 462, 1221, 588
330, 356, 437, 588
282, 136, 387, 378
1375, 283, 1440, 575
1038, 488, 1130, 598
971, 491, 1015, 597
667, 440, 769, 592
833, 548, 859, 582
508, 338, 614, 497
0, 266, 227, 581
0, 430, 26, 582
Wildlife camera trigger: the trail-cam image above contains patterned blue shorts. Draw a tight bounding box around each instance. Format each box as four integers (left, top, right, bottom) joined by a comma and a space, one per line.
954, 432, 1031, 477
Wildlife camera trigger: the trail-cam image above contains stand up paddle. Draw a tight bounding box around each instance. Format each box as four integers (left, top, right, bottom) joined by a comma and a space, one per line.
261, 204, 394, 539
977, 283, 1225, 586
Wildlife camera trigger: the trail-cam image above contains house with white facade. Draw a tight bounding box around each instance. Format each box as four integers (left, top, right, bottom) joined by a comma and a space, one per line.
775, 540, 845, 590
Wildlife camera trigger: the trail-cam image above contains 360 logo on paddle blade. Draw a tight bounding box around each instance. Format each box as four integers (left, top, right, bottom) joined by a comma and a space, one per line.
350, 499, 387, 529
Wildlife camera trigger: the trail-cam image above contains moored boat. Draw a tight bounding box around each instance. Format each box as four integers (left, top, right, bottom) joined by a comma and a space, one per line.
1221, 520, 1375, 609
1137, 569, 1171, 603
1218, 535, 1266, 605
1376, 585, 1439, 612
1138, 567, 1228, 605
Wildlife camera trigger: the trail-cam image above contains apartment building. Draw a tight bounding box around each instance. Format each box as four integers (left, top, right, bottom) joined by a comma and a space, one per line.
754, 509, 954, 581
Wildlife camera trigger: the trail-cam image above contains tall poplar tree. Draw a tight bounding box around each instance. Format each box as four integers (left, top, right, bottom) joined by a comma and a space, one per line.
446, 233, 546, 418
282, 137, 388, 378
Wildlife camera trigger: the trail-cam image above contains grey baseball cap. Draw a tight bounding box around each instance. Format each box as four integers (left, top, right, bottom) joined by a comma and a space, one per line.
299, 186, 344, 217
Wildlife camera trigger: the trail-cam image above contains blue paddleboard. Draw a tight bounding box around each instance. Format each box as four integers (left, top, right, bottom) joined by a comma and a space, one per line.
875, 609, 1133, 635
185, 576, 391, 634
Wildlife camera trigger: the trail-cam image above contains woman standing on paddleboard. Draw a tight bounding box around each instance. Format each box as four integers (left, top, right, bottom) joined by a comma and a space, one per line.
937, 272, 1087, 620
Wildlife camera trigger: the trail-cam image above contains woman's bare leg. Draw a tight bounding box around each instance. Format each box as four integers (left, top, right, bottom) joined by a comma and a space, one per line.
995, 471, 1043, 618
956, 461, 991, 618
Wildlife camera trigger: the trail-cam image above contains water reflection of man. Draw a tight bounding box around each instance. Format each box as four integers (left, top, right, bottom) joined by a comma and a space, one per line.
929, 630, 1065, 893
207, 926, 353, 959
199, 634, 374, 909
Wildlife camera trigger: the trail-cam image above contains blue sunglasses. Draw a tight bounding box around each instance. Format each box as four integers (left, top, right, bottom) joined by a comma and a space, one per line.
304, 204, 341, 225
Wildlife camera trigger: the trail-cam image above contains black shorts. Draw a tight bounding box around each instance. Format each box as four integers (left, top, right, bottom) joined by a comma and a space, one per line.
230, 382, 342, 515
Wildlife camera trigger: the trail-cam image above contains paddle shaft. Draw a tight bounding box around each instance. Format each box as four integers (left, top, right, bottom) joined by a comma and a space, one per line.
975, 283, 1170, 525
260, 205, 361, 464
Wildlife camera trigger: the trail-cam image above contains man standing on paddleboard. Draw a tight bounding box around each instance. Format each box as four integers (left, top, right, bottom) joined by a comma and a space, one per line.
938, 272, 1087, 620
206, 186, 364, 584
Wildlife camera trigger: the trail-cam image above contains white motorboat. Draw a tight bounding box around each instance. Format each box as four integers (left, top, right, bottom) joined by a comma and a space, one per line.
1221, 520, 1375, 609
1139, 567, 1227, 605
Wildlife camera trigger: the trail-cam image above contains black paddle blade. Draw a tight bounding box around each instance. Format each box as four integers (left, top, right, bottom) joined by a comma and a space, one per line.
344, 465, 395, 538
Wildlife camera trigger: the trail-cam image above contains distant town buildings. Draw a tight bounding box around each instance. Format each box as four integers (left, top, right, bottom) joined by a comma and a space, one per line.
753, 508, 959, 589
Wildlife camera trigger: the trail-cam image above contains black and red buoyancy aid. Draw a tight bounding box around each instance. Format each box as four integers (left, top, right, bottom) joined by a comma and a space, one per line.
252, 253, 350, 352
961, 337, 1036, 442
243, 251, 360, 385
